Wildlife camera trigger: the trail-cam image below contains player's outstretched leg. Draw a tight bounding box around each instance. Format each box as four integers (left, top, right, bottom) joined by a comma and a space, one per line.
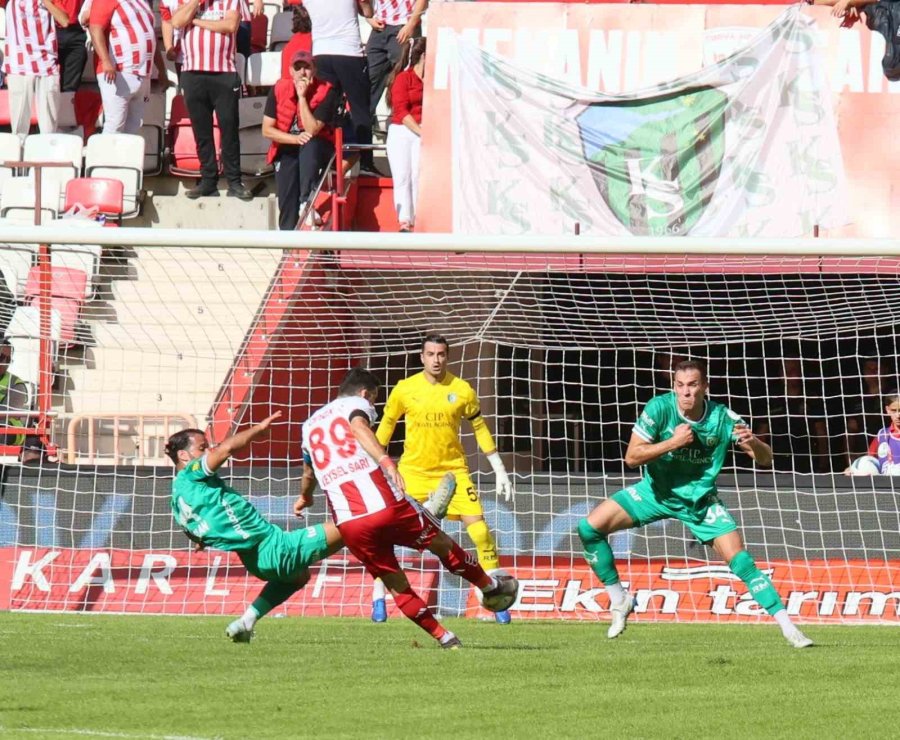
728, 550, 813, 648
371, 577, 388, 623
427, 530, 519, 614
578, 514, 633, 639
227, 574, 308, 643
380, 570, 462, 649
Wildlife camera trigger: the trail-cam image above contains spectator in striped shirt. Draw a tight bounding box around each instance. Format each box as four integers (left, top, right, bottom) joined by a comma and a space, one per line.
365, 0, 426, 130
1, 0, 69, 139
88, 0, 155, 134
172, 0, 253, 200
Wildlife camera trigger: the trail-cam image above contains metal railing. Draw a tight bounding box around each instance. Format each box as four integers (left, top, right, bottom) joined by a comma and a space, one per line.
66, 412, 197, 465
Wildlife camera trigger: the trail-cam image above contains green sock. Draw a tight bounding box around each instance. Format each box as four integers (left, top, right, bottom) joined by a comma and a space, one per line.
251, 581, 303, 619
577, 518, 620, 585
729, 550, 785, 615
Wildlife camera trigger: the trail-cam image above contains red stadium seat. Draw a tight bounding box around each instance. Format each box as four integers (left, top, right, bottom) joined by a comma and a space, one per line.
64, 177, 125, 224
24, 266, 87, 344
168, 94, 222, 178
250, 14, 269, 54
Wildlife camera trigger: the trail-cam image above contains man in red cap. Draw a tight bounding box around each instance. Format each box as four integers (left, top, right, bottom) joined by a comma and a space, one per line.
261, 50, 341, 230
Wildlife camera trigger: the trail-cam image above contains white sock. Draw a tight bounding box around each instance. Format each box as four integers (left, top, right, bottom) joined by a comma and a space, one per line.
483, 575, 500, 592
372, 578, 386, 601
241, 605, 260, 629
439, 631, 457, 645
774, 609, 795, 635
606, 582, 626, 606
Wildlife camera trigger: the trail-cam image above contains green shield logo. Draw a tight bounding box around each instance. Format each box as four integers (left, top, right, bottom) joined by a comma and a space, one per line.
576, 87, 728, 236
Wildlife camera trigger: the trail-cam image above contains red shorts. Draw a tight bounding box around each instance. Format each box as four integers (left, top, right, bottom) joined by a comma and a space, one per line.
337, 498, 440, 577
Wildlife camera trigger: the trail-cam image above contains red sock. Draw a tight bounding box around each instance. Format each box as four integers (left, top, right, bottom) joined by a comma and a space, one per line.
439, 541, 492, 590
393, 587, 446, 640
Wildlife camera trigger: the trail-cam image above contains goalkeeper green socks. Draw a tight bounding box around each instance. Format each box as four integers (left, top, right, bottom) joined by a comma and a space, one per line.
729, 550, 785, 615
577, 519, 621, 586
250, 581, 303, 622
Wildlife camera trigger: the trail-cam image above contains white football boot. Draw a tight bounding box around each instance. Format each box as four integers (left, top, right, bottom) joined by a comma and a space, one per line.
607, 593, 635, 639
423, 473, 456, 519
784, 628, 814, 649
225, 618, 254, 643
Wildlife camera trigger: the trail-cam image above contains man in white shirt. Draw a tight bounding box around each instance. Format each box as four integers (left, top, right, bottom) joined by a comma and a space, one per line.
303, 0, 381, 176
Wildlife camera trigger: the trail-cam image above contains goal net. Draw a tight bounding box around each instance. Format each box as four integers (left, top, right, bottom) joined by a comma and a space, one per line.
3, 240, 899, 623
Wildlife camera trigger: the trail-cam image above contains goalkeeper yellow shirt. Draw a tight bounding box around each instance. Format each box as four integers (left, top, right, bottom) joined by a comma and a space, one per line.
376, 371, 497, 477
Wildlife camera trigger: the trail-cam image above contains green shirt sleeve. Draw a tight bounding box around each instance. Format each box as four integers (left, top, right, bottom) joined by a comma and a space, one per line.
633, 397, 663, 442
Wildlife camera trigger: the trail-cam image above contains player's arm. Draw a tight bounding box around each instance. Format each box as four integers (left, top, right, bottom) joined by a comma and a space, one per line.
193, 7, 239, 34
733, 423, 773, 467
350, 412, 405, 493
183, 528, 206, 551
294, 458, 317, 516
624, 425, 694, 468
171, 0, 201, 29
374, 385, 403, 447
42, 0, 70, 27
205, 411, 282, 472
469, 412, 513, 502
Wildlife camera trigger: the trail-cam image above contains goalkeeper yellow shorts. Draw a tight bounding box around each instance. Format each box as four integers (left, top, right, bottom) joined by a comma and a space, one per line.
402, 469, 483, 520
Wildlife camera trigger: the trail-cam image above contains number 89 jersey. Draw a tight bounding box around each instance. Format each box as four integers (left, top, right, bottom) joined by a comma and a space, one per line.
302, 395, 403, 525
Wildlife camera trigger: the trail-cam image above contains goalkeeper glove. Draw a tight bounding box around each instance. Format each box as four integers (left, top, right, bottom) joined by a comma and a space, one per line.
486, 451, 513, 502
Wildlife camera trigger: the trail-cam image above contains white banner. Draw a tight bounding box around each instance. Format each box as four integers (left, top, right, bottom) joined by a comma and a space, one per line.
450, 6, 848, 237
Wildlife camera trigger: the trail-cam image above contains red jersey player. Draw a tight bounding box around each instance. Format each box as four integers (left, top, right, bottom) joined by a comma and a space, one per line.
296, 367, 518, 649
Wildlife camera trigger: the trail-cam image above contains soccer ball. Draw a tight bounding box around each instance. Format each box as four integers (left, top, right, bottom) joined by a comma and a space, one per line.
848, 455, 881, 475
477, 569, 519, 612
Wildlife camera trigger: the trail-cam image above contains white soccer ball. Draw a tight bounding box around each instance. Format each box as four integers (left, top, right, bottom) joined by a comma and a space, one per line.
849, 455, 881, 475
477, 569, 519, 612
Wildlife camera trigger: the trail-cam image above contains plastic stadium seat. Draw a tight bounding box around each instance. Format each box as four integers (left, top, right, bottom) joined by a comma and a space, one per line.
246, 52, 281, 87
269, 11, 292, 51
0, 231, 37, 299
0, 132, 22, 190
250, 13, 268, 54
57, 91, 84, 138
24, 265, 86, 343
0, 178, 60, 223
139, 92, 167, 176
23, 133, 84, 211
4, 304, 62, 386
235, 52, 247, 86
64, 177, 125, 219
84, 133, 144, 218
261, 1, 281, 46
167, 94, 222, 178
238, 96, 272, 177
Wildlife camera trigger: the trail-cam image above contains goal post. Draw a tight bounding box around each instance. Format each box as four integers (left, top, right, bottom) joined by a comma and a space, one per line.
1, 228, 899, 622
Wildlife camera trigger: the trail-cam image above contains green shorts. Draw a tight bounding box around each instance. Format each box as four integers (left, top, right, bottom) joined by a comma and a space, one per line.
239, 524, 330, 583
611, 480, 737, 544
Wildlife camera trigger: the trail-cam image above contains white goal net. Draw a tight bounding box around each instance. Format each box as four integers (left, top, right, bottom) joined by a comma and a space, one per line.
2, 234, 899, 623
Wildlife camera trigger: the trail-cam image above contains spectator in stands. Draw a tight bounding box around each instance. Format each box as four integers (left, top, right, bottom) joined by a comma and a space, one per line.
845, 391, 900, 475
845, 356, 895, 460
235, 0, 261, 59
88, 0, 156, 134
366, 0, 426, 131
159, 0, 185, 78
172, 0, 254, 200
0, 340, 29, 449
57, 0, 88, 92
303, 0, 381, 176
385, 37, 424, 232
263, 50, 340, 230
279, 4, 312, 80
1, 0, 69, 139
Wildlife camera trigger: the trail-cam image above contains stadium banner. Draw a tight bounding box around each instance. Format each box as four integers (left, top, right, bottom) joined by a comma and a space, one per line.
418, 3, 900, 237
2, 548, 439, 616
450, 7, 846, 237
466, 559, 900, 623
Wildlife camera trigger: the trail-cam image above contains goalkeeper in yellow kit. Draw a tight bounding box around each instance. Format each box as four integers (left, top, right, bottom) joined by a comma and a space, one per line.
374, 334, 514, 624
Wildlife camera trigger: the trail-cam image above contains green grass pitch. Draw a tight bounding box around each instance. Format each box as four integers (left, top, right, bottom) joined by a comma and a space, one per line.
0, 613, 898, 739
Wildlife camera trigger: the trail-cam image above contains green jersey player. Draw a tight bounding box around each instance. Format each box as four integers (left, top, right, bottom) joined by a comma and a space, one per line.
577, 359, 813, 648
167, 411, 342, 642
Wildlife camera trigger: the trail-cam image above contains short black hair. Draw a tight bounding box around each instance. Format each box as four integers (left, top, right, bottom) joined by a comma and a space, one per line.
338, 367, 381, 397
164, 428, 205, 465
0, 339, 11, 361
673, 358, 707, 381
421, 334, 449, 352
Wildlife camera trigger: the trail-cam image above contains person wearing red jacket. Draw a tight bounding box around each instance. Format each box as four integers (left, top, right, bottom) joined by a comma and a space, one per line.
262, 50, 341, 230
385, 37, 424, 232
